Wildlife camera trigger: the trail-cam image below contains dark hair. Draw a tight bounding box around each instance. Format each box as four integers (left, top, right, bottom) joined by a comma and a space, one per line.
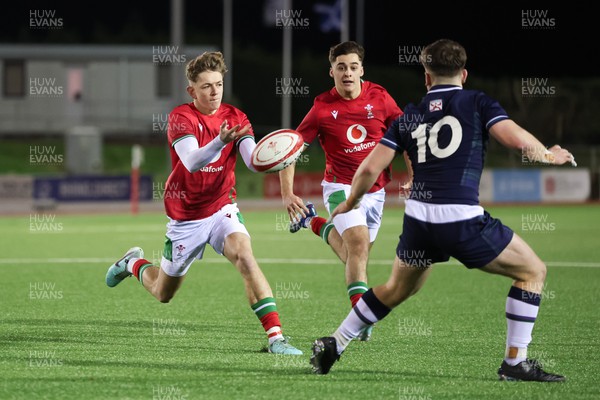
328, 41, 365, 64
420, 39, 467, 77
186, 51, 228, 82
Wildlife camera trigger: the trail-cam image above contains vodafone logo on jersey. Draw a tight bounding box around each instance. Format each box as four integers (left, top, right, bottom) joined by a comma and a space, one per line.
344, 124, 376, 153
346, 124, 367, 144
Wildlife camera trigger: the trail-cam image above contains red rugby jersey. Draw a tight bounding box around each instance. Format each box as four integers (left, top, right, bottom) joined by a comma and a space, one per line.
165, 102, 253, 221
296, 81, 402, 192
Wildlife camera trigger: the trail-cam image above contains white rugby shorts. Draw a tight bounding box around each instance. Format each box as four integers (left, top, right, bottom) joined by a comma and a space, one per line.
161, 203, 249, 277
322, 181, 385, 243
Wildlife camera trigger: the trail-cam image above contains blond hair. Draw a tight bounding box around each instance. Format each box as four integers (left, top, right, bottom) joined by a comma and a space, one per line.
186, 51, 228, 82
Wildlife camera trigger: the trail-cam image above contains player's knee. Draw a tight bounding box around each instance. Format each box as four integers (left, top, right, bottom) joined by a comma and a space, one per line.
519, 261, 546, 287
233, 251, 258, 274
345, 238, 369, 258
531, 261, 547, 283
342, 227, 369, 248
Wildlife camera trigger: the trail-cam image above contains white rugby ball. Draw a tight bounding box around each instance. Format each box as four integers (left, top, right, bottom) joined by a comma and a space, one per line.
251, 129, 304, 173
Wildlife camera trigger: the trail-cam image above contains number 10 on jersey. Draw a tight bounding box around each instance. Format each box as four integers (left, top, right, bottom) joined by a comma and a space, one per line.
411, 115, 463, 163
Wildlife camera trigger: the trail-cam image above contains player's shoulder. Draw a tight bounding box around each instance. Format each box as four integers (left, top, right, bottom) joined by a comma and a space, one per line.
363, 81, 397, 106
458, 88, 503, 109
170, 102, 195, 116
219, 102, 240, 113
362, 80, 390, 94
401, 102, 420, 114
218, 103, 249, 119
453, 87, 493, 101
460, 88, 487, 97
313, 87, 337, 104
308, 89, 342, 117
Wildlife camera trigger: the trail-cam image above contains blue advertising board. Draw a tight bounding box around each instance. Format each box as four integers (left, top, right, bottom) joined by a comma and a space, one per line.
33, 176, 153, 202
492, 169, 541, 202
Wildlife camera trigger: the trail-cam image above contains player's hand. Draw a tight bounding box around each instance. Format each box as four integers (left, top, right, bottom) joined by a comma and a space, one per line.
399, 180, 412, 199
282, 193, 309, 222
548, 145, 577, 166
219, 120, 251, 144
329, 200, 359, 222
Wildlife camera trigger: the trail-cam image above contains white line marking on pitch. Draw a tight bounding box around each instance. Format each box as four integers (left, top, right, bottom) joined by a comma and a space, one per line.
0, 258, 598, 268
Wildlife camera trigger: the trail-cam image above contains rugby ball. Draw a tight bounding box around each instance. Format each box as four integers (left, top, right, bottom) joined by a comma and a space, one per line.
251, 129, 304, 173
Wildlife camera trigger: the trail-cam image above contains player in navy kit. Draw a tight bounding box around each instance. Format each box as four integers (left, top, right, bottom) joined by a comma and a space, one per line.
310, 39, 573, 381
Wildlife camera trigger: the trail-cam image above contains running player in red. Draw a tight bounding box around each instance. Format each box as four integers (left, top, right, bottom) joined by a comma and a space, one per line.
310, 39, 570, 380
106, 51, 302, 355
279, 41, 406, 341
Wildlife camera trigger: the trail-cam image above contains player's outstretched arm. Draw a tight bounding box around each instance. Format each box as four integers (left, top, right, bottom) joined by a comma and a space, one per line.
175, 121, 253, 173
330, 144, 395, 220
238, 138, 257, 172
279, 158, 309, 220
489, 119, 576, 166
174, 136, 225, 173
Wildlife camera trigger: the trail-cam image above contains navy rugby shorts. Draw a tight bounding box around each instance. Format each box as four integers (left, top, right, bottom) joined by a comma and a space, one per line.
396, 210, 514, 269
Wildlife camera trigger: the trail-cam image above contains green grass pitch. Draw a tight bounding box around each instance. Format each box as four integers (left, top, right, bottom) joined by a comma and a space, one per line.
1, 204, 599, 399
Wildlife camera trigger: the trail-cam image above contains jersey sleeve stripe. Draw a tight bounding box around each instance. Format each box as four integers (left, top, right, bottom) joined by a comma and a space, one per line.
485, 115, 509, 129
171, 134, 196, 148
235, 135, 254, 147
380, 137, 400, 150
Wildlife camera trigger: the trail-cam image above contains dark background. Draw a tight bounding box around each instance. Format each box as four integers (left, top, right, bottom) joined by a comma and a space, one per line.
2, 1, 598, 144
4, 2, 594, 76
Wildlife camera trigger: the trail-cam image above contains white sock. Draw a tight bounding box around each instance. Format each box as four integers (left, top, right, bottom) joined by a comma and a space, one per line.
126, 257, 140, 273
505, 286, 540, 366
267, 327, 283, 345
331, 298, 378, 354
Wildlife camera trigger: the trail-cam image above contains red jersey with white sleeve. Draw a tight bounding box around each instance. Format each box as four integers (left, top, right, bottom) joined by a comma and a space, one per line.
296, 81, 402, 192
165, 102, 254, 221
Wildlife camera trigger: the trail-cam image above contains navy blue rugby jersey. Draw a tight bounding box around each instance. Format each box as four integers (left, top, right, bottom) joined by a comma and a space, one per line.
381, 85, 508, 205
